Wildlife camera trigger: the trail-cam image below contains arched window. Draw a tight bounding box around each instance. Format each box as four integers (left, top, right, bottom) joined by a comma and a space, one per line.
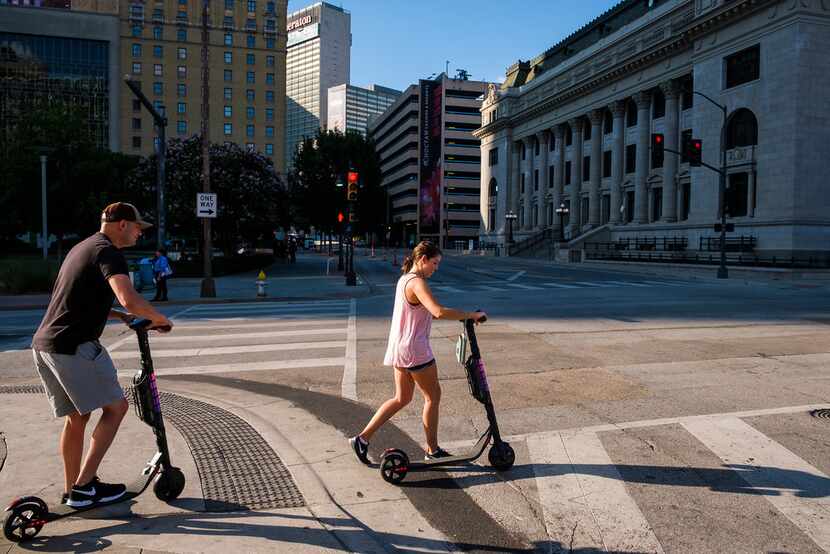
726, 108, 758, 149
488, 177, 498, 198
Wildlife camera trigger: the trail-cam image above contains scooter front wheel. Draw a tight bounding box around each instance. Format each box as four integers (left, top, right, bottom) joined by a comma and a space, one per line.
379, 449, 409, 485
488, 442, 515, 471
154, 467, 186, 501
3, 498, 46, 542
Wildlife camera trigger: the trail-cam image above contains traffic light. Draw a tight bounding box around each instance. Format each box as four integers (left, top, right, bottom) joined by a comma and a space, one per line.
346, 170, 359, 201
688, 138, 702, 167
651, 133, 664, 168
337, 212, 344, 224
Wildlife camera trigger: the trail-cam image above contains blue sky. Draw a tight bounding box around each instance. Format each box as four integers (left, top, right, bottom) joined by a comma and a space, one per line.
287, 0, 622, 91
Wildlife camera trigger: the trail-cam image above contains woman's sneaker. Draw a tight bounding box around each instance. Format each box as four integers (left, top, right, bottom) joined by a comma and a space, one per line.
66, 477, 127, 508
349, 435, 370, 465
425, 447, 452, 461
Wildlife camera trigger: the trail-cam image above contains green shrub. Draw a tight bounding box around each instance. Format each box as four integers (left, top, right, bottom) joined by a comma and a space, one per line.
0, 258, 60, 294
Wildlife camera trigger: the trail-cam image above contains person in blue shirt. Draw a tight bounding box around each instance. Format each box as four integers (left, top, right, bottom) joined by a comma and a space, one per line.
151, 248, 173, 301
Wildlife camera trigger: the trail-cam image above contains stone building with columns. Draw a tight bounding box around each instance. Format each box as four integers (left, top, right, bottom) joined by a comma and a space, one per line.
476, 0, 830, 260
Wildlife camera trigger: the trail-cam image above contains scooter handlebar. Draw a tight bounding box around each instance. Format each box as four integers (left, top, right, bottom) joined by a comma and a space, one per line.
128, 318, 172, 333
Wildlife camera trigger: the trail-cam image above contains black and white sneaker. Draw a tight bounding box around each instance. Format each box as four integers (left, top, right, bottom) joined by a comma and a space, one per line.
66, 477, 127, 508
424, 447, 452, 461
349, 435, 370, 465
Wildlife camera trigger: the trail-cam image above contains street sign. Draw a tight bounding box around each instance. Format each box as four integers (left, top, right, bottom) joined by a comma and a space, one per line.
197, 193, 217, 218
714, 223, 735, 233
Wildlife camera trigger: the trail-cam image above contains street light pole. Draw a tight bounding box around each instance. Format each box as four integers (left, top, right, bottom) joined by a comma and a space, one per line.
40, 155, 48, 260
504, 210, 517, 254
555, 202, 569, 242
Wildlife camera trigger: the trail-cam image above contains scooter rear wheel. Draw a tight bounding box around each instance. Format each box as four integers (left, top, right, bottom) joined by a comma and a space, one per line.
379, 449, 409, 484
488, 442, 515, 471
3, 498, 46, 542
154, 467, 186, 501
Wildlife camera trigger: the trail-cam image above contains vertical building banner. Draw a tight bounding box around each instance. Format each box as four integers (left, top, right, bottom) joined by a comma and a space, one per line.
418, 79, 442, 235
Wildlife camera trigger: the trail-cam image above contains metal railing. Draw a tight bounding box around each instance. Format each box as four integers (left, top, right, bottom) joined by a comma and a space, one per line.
584, 249, 829, 269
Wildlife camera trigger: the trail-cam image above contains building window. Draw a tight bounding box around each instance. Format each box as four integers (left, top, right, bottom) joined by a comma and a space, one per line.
603, 110, 613, 135
266, 1, 275, 13
177, 102, 186, 113
726, 108, 758, 149
153, 26, 162, 40
223, 15, 234, 28
246, 53, 255, 65
246, 89, 255, 102
132, 99, 141, 112
247, 34, 255, 48
177, 120, 187, 135
246, 106, 255, 120
265, 126, 274, 137
132, 62, 142, 74
266, 73, 274, 85
224, 87, 232, 100
652, 89, 665, 119
520, 173, 525, 194
152, 8, 163, 22
177, 28, 187, 41
224, 106, 232, 117
565, 126, 573, 146
565, 161, 571, 184
153, 82, 163, 95
132, 117, 142, 130
152, 64, 161, 76
602, 150, 612, 178
132, 136, 141, 148
132, 25, 142, 37
225, 0, 234, 8
153, 100, 163, 112
488, 147, 498, 166
265, 143, 274, 155
625, 144, 637, 174
601, 194, 610, 224
132, 43, 142, 57
247, 0, 256, 11
265, 90, 274, 103
266, 55, 274, 67
176, 9, 187, 23
680, 130, 692, 163
534, 169, 539, 190
681, 182, 691, 221
246, 18, 256, 31
177, 83, 187, 97
534, 137, 540, 156
177, 47, 187, 60
153, 45, 162, 58
725, 45, 760, 89
581, 198, 589, 227
626, 100, 638, 127
223, 123, 232, 135
246, 124, 254, 137
583, 119, 592, 141
224, 33, 233, 46
177, 66, 186, 78
548, 165, 554, 187
224, 51, 232, 64
224, 69, 232, 81
681, 75, 694, 110
549, 134, 556, 151
265, 107, 273, 121
246, 71, 255, 84
726, 173, 749, 217
520, 142, 526, 160
583, 156, 590, 181
652, 188, 662, 221
266, 37, 275, 49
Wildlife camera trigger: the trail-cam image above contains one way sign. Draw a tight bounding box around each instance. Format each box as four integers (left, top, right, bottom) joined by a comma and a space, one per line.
197, 193, 218, 218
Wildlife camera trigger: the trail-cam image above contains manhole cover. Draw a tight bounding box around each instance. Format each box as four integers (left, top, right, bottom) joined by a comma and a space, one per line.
809, 409, 830, 419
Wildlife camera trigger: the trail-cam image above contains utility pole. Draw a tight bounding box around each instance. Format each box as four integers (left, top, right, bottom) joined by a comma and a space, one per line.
199, 0, 215, 297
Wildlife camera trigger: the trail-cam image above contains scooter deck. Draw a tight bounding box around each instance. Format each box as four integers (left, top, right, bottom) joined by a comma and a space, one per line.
41, 470, 157, 521
406, 428, 492, 470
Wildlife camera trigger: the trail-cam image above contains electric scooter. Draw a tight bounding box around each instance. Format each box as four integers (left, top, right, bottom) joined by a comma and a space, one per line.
2, 319, 186, 542
379, 314, 515, 484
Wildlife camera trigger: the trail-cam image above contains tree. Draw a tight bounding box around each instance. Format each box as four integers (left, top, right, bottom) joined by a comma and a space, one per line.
291, 129, 385, 238
126, 136, 285, 256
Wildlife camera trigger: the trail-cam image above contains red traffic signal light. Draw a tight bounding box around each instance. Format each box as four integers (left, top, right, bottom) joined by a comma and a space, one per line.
688, 138, 702, 167
347, 171, 358, 185
651, 133, 664, 167
337, 212, 344, 223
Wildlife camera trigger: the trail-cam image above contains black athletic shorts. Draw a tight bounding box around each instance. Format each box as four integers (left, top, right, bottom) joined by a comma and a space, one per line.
406, 359, 435, 372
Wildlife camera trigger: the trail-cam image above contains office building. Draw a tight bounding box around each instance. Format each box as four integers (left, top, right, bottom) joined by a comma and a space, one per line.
285, 1, 350, 169
477, 0, 830, 260
369, 73, 487, 248
327, 83, 400, 137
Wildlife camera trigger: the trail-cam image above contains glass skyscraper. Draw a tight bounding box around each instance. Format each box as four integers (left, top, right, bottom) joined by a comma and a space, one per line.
327, 83, 400, 137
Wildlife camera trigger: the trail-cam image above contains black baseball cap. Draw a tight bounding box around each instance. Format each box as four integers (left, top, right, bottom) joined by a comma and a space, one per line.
101, 202, 153, 229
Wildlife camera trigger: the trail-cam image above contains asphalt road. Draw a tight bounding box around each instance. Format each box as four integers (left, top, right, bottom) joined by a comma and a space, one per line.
3, 253, 830, 552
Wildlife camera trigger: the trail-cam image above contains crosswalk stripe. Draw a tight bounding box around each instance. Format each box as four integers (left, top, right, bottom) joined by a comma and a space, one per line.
477, 285, 501, 291
187, 300, 350, 312
149, 328, 344, 343
118, 357, 346, 376
540, 282, 581, 289
639, 280, 687, 287
682, 416, 830, 550
506, 271, 526, 281
604, 280, 652, 287
433, 285, 464, 293
183, 306, 350, 317
504, 283, 544, 290
164, 318, 346, 331
527, 431, 664, 553
179, 312, 349, 322
110, 340, 346, 360
342, 299, 357, 400
571, 281, 619, 288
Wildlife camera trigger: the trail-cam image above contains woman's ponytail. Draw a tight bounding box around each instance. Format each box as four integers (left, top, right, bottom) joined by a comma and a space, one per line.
401, 255, 415, 274
400, 241, 442, 274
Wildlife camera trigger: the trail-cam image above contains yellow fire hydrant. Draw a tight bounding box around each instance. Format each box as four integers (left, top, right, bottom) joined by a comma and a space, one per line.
256, 270, 267, 297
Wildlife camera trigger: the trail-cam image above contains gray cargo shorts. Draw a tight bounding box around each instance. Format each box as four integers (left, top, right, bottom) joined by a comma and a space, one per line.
33, 341, 125, 418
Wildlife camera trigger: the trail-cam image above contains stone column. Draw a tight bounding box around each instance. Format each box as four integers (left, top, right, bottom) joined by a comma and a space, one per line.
523, 137, 533, 231
553, 125, 565, 230
496, 132, 512, 236
510, 140, 521, 225
661, 80, 681, 222
539, 131, 550, 229
634, 91, 651, 224
569, 117, 584, 236
589, 109, 604, 227
609, 100, 626, 224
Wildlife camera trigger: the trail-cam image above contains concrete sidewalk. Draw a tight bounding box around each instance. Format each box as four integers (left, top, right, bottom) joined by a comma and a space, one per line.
0, 252, 371, 311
